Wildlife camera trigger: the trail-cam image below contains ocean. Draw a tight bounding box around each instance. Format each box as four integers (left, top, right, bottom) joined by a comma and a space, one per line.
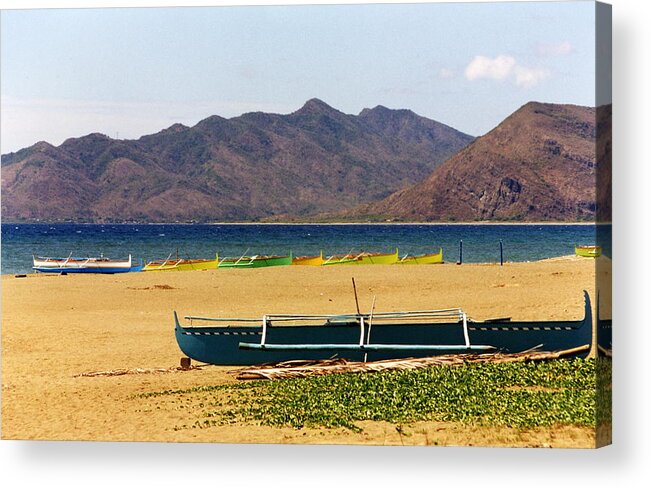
0, 223, 604, 275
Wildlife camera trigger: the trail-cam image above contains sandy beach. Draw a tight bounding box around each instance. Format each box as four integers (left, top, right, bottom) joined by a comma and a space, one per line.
1, 257, 605, 446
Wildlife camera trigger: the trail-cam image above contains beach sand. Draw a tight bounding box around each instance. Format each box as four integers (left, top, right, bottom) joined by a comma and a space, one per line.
1, 257, 606, 446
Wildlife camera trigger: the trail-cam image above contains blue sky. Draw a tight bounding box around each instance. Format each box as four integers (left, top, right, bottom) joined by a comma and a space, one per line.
1, 1, 597, 153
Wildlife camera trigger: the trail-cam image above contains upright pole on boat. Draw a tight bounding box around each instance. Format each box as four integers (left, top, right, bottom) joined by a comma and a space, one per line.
457, 240, 463, 265
352, 277, 360, 315
500, 240, 503, 266
364, 295, 377, 363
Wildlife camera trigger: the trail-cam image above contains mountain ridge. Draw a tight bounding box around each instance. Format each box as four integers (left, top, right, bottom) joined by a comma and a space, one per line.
1, 99, 474, 222
337, 101, 599, 223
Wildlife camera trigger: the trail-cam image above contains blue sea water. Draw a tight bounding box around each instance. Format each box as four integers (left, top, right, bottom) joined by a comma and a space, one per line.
0, 223, 604, 275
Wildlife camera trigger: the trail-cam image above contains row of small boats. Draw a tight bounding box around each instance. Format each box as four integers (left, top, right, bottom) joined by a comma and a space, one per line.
31, 248, 444, 274
32, 244, 602, 274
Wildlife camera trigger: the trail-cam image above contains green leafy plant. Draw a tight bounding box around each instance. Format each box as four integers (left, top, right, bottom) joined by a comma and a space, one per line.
143, 359, 600, 432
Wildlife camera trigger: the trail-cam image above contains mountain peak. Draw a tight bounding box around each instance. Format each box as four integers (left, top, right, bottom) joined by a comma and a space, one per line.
360, 105, 388, 116
165, 123, 189, 132
294, 98, 340, 115
193, 114, 230, 134
360, 104, 394, 114
59, 133, 114, 154
359, 104, 417, 120
32, 140, 57, 152
512, 101, 593, 119
151, 123, 190, 136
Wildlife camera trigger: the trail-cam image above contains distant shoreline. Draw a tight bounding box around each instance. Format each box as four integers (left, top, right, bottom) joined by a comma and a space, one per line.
211, 221, 601, 226
3, 221, 603, 226
1, 255, 587, 277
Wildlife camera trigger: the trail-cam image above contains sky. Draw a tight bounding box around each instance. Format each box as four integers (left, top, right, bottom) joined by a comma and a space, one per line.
0, 0, 598, 154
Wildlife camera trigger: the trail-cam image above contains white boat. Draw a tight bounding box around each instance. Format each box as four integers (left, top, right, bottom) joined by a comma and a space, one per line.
32, 254, 142, 273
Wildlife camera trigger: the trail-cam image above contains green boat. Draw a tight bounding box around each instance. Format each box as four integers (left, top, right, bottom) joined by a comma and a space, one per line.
217, 252, 293, 268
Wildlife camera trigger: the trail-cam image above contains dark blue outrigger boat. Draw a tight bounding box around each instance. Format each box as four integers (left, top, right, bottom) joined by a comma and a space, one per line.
174, 291, 593, 366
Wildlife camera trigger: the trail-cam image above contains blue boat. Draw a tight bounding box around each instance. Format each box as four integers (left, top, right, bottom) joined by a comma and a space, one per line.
32, 254, 143, 274
174, 291, 593, 365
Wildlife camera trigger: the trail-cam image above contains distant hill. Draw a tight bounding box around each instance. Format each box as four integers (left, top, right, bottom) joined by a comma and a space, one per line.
0, 98, 473, 222
341, 102, 599, 222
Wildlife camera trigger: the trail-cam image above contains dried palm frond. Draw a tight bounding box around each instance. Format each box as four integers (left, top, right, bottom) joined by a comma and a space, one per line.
232, 345, 590, 380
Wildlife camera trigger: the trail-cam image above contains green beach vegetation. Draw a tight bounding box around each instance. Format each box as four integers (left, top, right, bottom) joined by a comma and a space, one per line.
140, 358, 610, 433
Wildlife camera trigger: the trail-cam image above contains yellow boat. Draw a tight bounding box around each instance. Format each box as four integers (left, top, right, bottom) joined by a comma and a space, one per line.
575, 245, 602, 258
323, 249, 399, 265
144, 254, 219, 271
397, 248, 443, 264
217, 253, 292, 268
292, 251, 325, 266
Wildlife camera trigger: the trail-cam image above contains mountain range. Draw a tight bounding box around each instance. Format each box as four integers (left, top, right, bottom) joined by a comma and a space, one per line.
1, 99, 602, 223
0, 99, 472, 222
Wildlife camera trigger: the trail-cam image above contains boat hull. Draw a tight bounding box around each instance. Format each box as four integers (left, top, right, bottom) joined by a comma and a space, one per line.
323, 249, 399, 265
292, 253, 324, 266
33, 255, 139, 274
144, 258, 218, 272
575, 246, 602, 258
33, 266, 138, 274
218, 254, 292, 268
357, 249, 399, 265
397, 249, 443, 264
322, 256, 362, 265
175, 291, 593, 365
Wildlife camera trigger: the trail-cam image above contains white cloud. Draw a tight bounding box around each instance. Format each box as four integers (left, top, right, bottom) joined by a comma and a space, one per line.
464, 55, 516, 81
464, 54, 548, 89
514, 66, 549, 88
537, 41, 573, 57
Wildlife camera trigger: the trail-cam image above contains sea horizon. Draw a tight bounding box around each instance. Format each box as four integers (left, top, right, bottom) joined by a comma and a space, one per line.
0, 220, 601, 226
1, 222, 605, 275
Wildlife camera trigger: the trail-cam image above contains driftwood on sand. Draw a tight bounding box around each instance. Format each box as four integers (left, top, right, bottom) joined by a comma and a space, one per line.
74, 345, 589, 379
231, 344, 590, 380
74, 364, 204, 377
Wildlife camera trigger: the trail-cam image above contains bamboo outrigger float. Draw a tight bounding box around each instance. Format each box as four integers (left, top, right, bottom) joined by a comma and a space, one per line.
174, 291, 593, 366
